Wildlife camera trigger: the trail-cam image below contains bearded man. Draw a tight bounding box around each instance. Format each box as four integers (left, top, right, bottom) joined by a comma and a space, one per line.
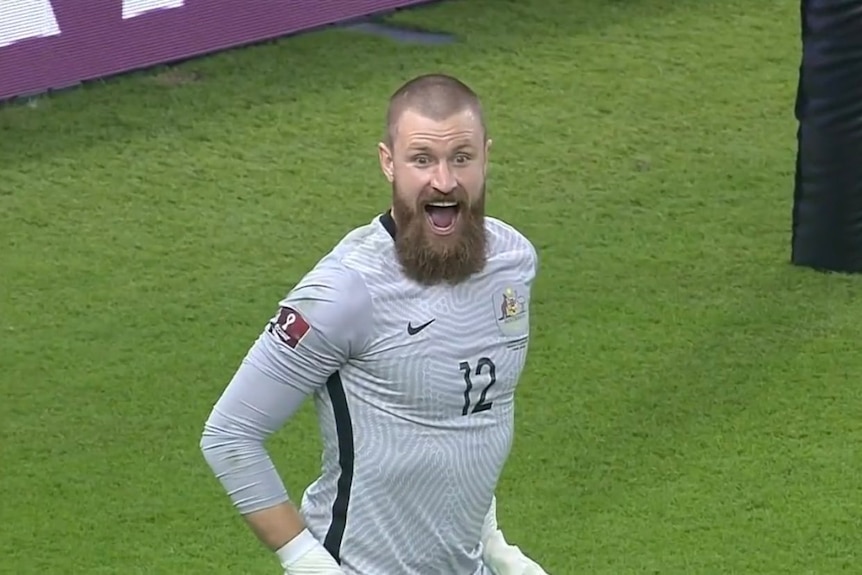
200, 73, 548, 575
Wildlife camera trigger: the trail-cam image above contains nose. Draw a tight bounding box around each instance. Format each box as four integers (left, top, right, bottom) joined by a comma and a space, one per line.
430, 162, 457, 194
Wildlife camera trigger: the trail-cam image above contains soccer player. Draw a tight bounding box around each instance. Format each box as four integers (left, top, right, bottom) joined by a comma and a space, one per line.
200, 73, 549, 575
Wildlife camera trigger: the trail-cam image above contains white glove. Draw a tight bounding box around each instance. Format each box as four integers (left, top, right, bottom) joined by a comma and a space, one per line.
276, 529, 344, 574
481, 498, 549, 575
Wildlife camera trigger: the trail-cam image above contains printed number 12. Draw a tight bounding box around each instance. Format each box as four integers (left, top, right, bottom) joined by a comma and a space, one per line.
460, 357, 497, 415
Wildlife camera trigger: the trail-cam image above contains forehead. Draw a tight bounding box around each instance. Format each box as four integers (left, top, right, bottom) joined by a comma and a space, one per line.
394, 109, 484, 150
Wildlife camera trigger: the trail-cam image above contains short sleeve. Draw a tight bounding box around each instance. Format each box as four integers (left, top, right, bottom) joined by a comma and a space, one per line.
243, 260, 373, 395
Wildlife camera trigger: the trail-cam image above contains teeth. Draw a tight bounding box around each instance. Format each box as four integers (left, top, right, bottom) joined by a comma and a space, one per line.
428, 202, 457, 208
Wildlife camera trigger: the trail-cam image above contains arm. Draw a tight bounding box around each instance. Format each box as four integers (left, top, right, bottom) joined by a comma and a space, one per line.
483, 240, 547, 573
200, 261, 371, 569
200, 362, 314, 555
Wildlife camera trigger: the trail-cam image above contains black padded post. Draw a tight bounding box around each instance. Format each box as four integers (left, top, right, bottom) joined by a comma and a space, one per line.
791, 0, 862, 273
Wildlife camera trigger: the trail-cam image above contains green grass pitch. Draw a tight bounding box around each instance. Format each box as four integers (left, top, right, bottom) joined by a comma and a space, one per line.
2, 0, 861, 573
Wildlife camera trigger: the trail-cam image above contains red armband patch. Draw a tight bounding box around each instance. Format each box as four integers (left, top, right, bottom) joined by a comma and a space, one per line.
271, 307, 311, 349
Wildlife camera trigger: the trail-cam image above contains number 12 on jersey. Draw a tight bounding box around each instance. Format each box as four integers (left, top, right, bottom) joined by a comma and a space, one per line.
460, 357, 497, 415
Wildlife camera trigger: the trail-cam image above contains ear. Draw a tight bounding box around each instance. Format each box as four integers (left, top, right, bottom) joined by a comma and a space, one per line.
483, 138, 493, 175
378, 142, 394, 183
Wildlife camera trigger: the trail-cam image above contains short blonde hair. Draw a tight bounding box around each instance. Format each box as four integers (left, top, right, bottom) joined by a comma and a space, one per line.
384, 73, 486, 147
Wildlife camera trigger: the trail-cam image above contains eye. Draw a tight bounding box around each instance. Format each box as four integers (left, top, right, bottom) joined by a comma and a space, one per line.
453, 153, 472, 164
413, 154, 432, 165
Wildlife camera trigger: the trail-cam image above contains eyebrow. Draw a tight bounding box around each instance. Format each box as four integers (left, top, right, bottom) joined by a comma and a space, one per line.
407, 143, 475, 153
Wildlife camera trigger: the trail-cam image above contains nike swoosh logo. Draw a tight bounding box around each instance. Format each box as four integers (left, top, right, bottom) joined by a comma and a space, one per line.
407, 319, 435, 335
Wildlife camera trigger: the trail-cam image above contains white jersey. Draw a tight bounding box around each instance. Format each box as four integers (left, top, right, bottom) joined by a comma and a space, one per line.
201, 211, 538, 575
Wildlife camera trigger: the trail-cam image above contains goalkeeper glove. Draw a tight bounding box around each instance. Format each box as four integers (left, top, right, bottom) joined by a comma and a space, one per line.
481, 497, 550, 575
276, 529, 344, 574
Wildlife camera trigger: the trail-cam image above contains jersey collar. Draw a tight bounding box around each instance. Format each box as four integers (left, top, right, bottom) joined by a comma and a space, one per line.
379, 210, 397, 241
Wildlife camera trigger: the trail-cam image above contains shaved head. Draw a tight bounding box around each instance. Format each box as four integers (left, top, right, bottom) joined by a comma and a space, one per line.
385, 74, 486, 147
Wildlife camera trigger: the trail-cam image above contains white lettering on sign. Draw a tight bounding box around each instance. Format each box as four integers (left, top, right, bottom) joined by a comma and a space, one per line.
0, 0, 61, 49
122, 0, 185, 20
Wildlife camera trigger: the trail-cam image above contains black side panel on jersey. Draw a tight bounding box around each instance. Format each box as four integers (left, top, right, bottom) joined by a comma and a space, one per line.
323, 371, 354, 563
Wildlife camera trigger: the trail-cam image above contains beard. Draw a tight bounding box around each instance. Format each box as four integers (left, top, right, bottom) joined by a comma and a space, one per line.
391, 182, 487, 286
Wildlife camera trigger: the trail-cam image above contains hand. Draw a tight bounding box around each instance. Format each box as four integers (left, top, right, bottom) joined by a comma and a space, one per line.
482, 529, 549, 575
277, 529, 345, 574
481, 498, 549, 575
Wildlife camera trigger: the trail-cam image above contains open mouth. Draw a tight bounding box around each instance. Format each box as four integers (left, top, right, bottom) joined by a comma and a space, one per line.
424, 201, 461, 235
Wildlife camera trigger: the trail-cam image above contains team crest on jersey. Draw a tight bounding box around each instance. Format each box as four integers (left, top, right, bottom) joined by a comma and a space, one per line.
494, 287, 529, 336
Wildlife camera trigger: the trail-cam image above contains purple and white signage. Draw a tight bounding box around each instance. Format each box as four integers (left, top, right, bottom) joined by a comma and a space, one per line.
0, 0, 431, 102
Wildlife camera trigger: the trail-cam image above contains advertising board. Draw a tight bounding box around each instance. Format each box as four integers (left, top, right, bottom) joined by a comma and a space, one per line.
0, 0, 431, 101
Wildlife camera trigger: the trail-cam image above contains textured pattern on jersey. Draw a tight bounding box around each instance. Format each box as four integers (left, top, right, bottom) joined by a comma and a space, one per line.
276, 214, 537, 575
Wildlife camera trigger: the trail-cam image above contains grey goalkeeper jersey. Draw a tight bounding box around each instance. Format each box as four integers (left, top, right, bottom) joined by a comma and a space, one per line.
201, 211, 538, 575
